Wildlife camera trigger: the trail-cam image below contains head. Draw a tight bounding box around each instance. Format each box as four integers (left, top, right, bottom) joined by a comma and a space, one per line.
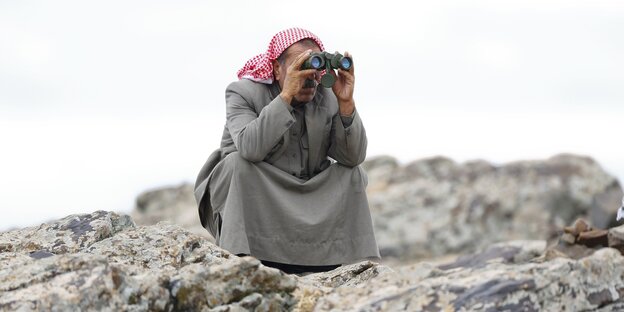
272, 39, 322, 104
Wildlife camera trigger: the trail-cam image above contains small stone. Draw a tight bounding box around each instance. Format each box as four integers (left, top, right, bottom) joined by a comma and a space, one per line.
608, 225, 624, 254
547, 242, 596, 260
560, 233, 576, 245
564, 219, 591, 236
29, 250, 55, 259
577, 229, 608, 248
0, 242, 13, 252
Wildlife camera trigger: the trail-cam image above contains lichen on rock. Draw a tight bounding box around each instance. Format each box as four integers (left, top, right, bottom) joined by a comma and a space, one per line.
3, 210, 624, 311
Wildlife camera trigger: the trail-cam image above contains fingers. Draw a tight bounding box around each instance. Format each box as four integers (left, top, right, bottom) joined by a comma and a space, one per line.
287, 50, 318, 80
298, 68, 318, 76
314, 71, 322, 82
337, 68, 353, 81
289, 49, 313, 70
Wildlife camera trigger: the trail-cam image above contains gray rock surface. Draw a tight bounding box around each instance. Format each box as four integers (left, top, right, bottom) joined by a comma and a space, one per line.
0, 211, 297, 311
365, 154, 623, 261
0, 210, 134, 255
3, 211, 624, 311
132, 183, 211, 240
314, 246, 624, 311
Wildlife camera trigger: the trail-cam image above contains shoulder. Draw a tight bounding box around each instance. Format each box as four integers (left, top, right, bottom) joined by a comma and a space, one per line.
226, 79, 271, 101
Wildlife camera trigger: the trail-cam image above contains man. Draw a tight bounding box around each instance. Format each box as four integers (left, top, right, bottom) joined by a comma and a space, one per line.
194, 28, 380, 274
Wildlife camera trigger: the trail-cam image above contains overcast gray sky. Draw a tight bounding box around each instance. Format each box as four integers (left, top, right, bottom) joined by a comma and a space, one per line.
1, 0, 623, 230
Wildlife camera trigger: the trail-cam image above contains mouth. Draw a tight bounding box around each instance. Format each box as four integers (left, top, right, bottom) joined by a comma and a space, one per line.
299, 88, 315, 96
303, 78, 317, 89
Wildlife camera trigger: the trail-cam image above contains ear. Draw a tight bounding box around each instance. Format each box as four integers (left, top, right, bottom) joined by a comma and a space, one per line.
272, 60, 282, 81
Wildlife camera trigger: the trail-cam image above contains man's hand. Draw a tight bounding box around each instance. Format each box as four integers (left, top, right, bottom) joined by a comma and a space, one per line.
331, 51, 355, 116
279, 49, 318, 105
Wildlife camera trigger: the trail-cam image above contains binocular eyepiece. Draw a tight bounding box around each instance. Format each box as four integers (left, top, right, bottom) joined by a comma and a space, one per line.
301, 52, 353, 88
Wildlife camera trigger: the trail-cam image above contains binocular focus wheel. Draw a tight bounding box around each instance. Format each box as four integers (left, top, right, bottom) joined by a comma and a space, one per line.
321, 74, 336, 88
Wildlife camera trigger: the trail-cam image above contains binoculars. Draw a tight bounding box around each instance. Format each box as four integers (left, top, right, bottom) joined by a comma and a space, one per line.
301, 52, 353, 88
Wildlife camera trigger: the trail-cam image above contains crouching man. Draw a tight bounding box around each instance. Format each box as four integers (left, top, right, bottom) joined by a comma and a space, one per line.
194, 28, 380, 275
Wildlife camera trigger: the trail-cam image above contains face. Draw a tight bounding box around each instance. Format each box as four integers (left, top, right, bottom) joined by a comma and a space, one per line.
273, 40, 322, 104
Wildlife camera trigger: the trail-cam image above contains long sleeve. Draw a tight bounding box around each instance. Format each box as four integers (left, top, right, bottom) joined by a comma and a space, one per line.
225, 82, 295, 162
327, 108, 367, 167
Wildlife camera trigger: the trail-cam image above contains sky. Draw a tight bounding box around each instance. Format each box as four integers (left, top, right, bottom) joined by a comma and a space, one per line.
1, 0, 623, 230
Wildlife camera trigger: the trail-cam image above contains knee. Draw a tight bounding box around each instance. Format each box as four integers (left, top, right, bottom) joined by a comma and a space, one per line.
221, 152, 255, 175
338, 163, 366, 177
352, 165, 368, 191
223, 151, 251, 166
334, 164, 368, 192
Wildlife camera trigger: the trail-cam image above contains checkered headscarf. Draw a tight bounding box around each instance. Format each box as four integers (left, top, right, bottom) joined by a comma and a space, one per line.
237, 28, 325, 84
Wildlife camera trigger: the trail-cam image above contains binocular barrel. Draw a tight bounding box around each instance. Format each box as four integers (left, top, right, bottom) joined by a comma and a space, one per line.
326, 52, 352, 71
301, 53, 325, 70
300, 51, 353, 87
301, 52, 352, 71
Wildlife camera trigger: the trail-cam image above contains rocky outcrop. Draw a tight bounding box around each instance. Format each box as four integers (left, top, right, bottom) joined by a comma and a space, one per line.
364, 154, 623, 261
314, 246, 624, 311
3, 211, 624, 311
131, 184, 211, 240
0, 211, 297, 311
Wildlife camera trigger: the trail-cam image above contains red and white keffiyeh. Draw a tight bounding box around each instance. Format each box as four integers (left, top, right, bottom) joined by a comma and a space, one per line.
237, 27, 325, 84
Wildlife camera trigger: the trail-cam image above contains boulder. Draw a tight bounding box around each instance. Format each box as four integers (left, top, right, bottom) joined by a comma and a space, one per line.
3, 211, 624, 311
0, 211, 298, 311
313, 247, 624, 311
608, 225, 624, 254
0, 210, 134, 255
131, 184, 212, 240
366, 154, 623, 261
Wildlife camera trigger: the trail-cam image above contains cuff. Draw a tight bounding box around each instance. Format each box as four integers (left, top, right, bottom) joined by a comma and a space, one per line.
340, 109, 356, 128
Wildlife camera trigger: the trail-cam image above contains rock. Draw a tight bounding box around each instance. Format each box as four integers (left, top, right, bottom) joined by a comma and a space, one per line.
294, 261, 396, 311
0, 210, 134, 256
0, 211, 298, 311
131, 184, 212, 240
82, 221, 230, 275
365, 154, 623, 261
561, 233, 577, 244
169, 257, 298, 311
545, 219, 623, 260
3, 210, 624, 311
577, 229, 609, 248
0, 253, 171, 311
360, 156, 400, 193
564, 218, 592, 235
298, 261, 394, 289
545, 241, 598, 261
608, 224, 624, 254
313, 248, 624, 311
437, 240, 546, 270
592, 184, 624, 230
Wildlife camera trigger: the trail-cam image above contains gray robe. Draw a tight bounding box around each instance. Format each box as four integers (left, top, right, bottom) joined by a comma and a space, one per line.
194, 79, 380, 265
